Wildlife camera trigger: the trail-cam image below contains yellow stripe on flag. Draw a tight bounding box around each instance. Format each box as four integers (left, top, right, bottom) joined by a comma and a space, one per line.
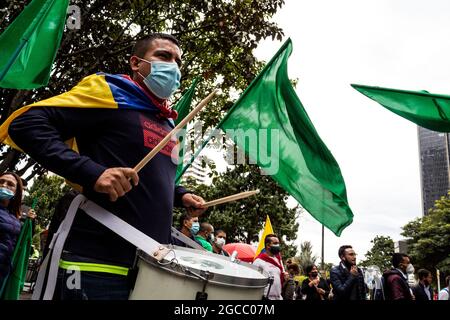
255, 215, 274, 258
0, 74, 117, 150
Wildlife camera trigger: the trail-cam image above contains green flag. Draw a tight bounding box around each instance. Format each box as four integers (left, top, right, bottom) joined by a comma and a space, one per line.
0, 218, 33, 300
0, 0, 69, 89
219, 39, 353, 236
352, 84, 450, 132
173, 78, 200, 183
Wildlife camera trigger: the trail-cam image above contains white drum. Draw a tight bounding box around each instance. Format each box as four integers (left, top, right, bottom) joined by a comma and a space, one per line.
129, 246, 269, 300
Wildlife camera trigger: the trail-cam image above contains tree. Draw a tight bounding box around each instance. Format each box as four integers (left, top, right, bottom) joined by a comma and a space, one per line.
23, 174, 71, 230
295, 241, 317, 274
401, 192, 450, 275
360, 235, 395, 272
176, 163, 300, 258
0, 0, 285, 180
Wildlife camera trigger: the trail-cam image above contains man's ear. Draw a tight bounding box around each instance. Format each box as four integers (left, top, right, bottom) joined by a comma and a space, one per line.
130, 56, 140, 72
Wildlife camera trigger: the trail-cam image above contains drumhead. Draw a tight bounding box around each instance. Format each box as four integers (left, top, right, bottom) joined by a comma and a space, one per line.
137, 246, 269, 288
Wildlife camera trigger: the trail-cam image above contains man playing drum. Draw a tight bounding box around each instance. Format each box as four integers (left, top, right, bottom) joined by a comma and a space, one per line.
8, 33, 206, 300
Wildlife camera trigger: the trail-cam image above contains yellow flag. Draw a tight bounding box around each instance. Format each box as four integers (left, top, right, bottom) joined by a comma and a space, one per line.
255, 215, 274, 257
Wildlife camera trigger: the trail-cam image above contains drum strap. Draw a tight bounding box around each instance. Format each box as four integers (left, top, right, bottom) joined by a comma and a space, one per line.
170, 227, 206, 251
32, 194, 171, 300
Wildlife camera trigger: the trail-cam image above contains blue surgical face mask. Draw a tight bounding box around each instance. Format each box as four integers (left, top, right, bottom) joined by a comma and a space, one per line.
138, 59, 181, 99
0, 187, 14, 201
190, 222, 200, 235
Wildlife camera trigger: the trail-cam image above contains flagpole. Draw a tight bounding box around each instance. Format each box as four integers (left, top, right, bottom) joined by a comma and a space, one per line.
321, 224, 324, 271
0, 41, 27, 83
0, 0, 56, 84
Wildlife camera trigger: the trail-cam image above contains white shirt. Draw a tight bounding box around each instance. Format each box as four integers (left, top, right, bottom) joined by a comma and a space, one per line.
438, 288, 449, 300
253, 257, 283, 300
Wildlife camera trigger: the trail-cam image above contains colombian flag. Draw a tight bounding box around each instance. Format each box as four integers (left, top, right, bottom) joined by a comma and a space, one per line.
0, 73, 177, 150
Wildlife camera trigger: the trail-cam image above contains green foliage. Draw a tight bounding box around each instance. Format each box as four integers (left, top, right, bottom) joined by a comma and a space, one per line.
176, 163, 300, 257
360, 235, 395, 272
295, 241, 317, 274
0, 0, 285, 177
23, 174, 71, 230
401, 192, 450, 274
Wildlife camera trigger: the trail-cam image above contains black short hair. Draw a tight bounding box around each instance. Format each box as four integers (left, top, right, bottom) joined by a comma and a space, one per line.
131, 33, 180, 58
445, 275, 450, 286
178, 212, 193, 228
264, 234, 278, 247
305, 264, 317, 275
214, 229, 226, 237
338, 245, 352, 258
392, 253, 409, 268
417, 269, 431, 280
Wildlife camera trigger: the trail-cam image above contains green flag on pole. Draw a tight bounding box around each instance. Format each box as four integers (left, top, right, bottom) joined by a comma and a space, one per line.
218, 39, 353, 236
0, 0, 69, 89
173, 78, 200, 183
0, 218, 33, 300
352, 84, 450, 132
0, 198, 38, 300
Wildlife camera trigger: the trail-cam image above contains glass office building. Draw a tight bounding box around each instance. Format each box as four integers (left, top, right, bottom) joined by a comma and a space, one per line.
418, 127, 450, 216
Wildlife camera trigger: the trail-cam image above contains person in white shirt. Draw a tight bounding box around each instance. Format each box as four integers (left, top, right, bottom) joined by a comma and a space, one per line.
253, 234, 288, 300
438, 275, 450, 300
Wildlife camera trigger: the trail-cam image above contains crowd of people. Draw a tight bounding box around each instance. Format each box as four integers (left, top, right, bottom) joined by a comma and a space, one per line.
254, 241, 450, 301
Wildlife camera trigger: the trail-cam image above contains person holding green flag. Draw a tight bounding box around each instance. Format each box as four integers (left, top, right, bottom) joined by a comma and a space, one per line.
0, 171, 36, 298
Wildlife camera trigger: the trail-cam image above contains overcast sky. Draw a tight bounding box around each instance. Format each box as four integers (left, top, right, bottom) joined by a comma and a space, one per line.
237, 0, 450, 265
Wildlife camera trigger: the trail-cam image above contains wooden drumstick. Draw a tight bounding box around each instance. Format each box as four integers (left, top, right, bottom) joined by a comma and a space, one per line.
133, 89, 219, 173
203, 190, 260, 207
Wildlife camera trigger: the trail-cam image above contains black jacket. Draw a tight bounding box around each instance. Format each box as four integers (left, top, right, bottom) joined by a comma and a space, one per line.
301, 277, 330, 301
9, 106, 188, 267
412, 282, 433, 301
0, 206, 21, 284
330, 263, 366, 300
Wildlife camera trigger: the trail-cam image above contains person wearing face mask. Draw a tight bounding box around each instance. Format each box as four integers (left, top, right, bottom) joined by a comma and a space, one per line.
171, 212, 202, 248
0, 172, 25, 290
212, 229, 229, 257
383, 253, 415, 300
412, 269, 434, 301
5, 33, 207, 300
301, 264, 331, 301
172, 212, 203, 249
330, 245, 367, 300
195, 223, 214, 252
253, 234, 289, 300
